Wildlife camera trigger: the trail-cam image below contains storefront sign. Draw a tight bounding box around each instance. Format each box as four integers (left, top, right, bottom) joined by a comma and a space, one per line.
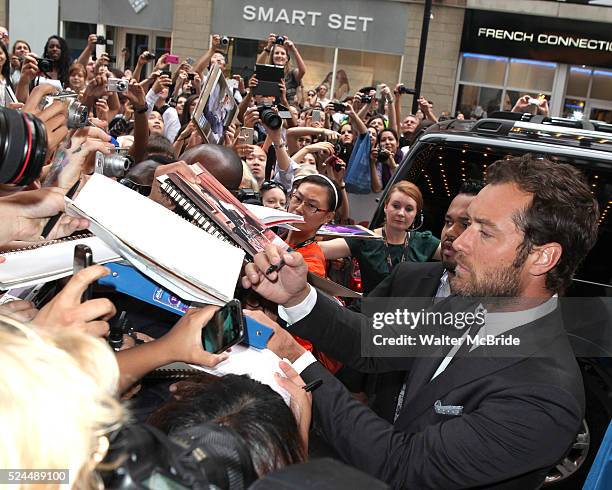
212, 0, 408, 55
462, 9, 612, 68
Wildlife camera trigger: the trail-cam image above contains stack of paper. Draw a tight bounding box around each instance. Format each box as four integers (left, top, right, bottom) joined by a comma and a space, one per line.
67, 174, 245, 305
244, 203, 304, 227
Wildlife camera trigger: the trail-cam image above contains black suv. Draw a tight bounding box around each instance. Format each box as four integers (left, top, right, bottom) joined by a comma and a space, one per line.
370, 113, 612, 489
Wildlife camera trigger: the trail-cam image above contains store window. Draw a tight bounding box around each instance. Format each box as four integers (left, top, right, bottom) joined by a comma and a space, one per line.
562, 66, 612, 122
64, 21, 96, 60
455, 53, 556, 119
334, 48, 401, 99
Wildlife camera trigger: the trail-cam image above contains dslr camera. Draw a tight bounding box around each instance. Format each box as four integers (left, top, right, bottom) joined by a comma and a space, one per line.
107, 77, 129, 93
40, 92, 88, 129
34, 57, 54, 72
398, 86, 416, 95
360, 94, 372, 104
274, 35, 286, 45
257, 105, 282, 130
378, 149, 391, 162
94, 149, 133, 179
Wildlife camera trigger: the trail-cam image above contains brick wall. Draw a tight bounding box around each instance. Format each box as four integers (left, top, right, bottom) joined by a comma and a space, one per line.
171, 0, 212, 62
399, 3, 465, 117
0, 0, 6, 28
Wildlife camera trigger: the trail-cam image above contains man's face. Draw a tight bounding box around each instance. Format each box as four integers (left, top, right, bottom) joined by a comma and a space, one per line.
440, 193, 475, 272
296, 135, 312, 149
450, 183, 533, 297
211, 52, 226, 69
148, 112, 164, 135
0, 27, 8, 47
401, 116, 418, 135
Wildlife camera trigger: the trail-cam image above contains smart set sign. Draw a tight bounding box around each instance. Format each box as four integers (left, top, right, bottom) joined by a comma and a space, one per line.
462, 10, 612, 68
212, 0, 408, 54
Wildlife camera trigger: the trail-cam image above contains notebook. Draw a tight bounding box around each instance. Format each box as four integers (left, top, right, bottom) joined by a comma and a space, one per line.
157, 164, 288, 257
66, 174, 245, 306
0, 234, 121, 290
243, 204, 304, 227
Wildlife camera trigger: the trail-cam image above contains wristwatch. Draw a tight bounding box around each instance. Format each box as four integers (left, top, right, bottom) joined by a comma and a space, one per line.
133, 103, 148, 114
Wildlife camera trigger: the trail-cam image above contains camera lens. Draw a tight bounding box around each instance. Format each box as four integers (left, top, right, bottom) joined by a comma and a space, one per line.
66, 100, 88, 129
378, 150, 389, 162
116, 79, 128, 92
221, 36, 230, 45
101, 153, 133, 178
258, 107, 282, 130
0, 107, 48, 185
275, 36, 285, 45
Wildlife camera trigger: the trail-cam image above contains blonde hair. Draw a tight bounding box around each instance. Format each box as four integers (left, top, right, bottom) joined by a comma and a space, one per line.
0, 315, 126, 490
241, 161, 260, 192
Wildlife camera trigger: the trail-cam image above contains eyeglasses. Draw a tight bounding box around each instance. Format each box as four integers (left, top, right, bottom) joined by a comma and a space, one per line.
261, 180, 287, 194
307, 92, 315, 96
289, 192, 329, 215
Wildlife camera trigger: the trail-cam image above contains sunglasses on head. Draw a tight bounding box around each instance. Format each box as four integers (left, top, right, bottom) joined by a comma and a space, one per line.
261, 180, 287, 194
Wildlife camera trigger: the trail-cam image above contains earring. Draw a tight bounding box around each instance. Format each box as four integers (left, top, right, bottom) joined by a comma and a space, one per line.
409, 212, 424, 231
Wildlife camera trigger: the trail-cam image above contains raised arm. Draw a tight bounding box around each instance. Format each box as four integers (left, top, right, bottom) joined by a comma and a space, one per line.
76, 34, 97, 68
193, 34, 221, 77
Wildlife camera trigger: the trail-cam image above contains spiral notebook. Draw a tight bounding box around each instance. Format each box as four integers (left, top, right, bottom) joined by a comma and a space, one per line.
0, 235, 121, 290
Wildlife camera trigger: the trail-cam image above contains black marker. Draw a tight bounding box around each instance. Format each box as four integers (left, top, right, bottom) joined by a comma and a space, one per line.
41, 179, 81, 239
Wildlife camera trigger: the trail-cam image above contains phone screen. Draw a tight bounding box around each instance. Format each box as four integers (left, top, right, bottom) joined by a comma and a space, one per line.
201, 299, 245, 354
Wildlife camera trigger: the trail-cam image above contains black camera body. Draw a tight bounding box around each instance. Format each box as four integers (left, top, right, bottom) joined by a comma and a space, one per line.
378, 149, 390, 162
143, 52, 156, 61
360, 94, 372, 104
234, 188, 261, 205
34, 57, 54, 73
332, 102, 347, 113
257, 105, 282, 130
398, 86, 416, 95
95, 35, 113, 45
274, 35, 286, 45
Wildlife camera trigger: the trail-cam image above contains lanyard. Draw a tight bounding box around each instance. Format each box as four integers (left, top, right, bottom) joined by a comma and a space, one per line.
382, 227, 410, 272
292, 237, 316, 250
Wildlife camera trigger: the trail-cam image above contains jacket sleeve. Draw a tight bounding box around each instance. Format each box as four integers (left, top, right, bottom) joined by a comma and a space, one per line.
302, 361, 583, 490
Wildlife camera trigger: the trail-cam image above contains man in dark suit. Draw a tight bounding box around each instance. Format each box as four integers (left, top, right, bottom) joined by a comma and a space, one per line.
243, 155, 600, 489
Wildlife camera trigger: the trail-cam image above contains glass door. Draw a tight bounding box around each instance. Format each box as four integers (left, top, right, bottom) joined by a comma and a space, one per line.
589, 102, 612, 124
116, 28, 171, 76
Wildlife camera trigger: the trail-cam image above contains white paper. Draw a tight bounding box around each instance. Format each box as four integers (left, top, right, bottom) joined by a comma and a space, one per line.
244, 203, 304, 225
70, 174, 245, 303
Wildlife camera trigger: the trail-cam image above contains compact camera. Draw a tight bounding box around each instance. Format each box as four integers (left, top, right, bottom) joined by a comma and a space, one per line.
378, 149, 390, 162
360, 94, 372, 104
332, 102, 347, 112
275, 35, 286, 45
40, 92, 88, 129
106, 78, 129, 93
221, 36, 231, 46
94, 149, 133, 179
95, 35, 113, 46
143, 52, 156, 61
34, 57, 54, 72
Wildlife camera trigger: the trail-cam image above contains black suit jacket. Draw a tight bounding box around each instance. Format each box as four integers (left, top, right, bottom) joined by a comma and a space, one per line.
364, 262, 445, 421
289, 267, 585, 489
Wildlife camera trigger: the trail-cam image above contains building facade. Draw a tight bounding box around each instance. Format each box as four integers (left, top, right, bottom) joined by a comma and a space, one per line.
1, 0, 611, 121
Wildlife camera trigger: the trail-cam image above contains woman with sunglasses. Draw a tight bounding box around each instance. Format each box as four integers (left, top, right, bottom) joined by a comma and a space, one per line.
320, 181, 440, 294
261, 181, 287, 211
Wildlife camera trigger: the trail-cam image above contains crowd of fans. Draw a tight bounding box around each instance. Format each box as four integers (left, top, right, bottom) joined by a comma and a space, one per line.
0, 25, 599, 490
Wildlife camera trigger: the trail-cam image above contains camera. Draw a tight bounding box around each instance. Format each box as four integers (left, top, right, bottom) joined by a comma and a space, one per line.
34, 57, 54, 72
99, 423, 256, 490
378, 149, 390, 162
109, 114, 132, 138
94, 150, 133, 178
332, 102, 347, 112
234, 188, 261, 205
257, 105, 282, 130
143, 52, 156, 61
40, 92, 88, 129
0, 107, 47, 185
398, 86, 416, 95
360, 94, 372, 104
221, 36, 231, 46
95, 35, 113, 46
106, 77, 129, 93
187, 72, 196, 81
275, 35, 286, 45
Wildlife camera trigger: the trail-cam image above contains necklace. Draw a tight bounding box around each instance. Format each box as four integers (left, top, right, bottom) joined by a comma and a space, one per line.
381, 226, 410, 272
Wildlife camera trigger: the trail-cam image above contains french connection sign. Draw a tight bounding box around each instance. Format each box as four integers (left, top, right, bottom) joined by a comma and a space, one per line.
462, 9, 612, 68
211, 0, 408, 55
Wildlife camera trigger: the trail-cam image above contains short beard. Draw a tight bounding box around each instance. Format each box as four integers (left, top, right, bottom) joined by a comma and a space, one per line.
450, 257, 525, 298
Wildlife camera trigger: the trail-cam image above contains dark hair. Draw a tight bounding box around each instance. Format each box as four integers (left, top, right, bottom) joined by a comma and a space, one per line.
145, 134, 175, 160
458, 178, 485, 196
148, 374, 305, 476
407, 119, 435, 146
367, 114, 386, 131
376, 127, 398, 147
43, 35, 70, 87
486, 154, 599, 295
261, 180, 287, 196
179, 93, 199, 127
0, 42, 12, 90
296, 174, 342, 211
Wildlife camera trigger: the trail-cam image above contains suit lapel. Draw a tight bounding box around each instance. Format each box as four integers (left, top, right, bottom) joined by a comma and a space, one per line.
396, 308, 567, 426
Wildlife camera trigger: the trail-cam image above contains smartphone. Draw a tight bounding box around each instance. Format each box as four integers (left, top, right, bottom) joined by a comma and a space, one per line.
186, 57, 195, 65
312, 109, 322, 124
375, 84, 383, 100
201, 299, 245, 354
166, 54, 180, 64
73, 244, 94, 302
160, 69, 172, 78
239, 127, 255, 144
